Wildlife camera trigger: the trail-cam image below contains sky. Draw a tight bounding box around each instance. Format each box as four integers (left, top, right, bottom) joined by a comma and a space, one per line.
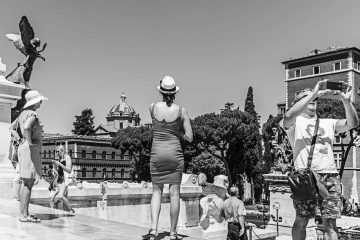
2, 0, 360, 134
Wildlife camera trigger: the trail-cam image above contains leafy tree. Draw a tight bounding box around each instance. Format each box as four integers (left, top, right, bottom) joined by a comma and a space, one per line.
72, 108, 96, 136
316, 98, 360, 178
111, 126, 152, 182
252, 114, 285, 202
187, 152, 226, 183
192, 109, 260, 187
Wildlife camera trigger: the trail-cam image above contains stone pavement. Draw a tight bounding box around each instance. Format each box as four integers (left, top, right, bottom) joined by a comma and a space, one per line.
0, 198, 204, 240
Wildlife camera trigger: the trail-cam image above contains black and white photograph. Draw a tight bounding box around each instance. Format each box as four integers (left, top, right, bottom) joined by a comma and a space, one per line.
1, 1, 360, 239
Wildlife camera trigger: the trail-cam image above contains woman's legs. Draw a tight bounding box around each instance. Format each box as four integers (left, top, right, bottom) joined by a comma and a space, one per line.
49, 188, 59, 208
57, 182, 71, 211
20, 178, 35, 219
169, 184, 180, 235
150, 183, 164, 231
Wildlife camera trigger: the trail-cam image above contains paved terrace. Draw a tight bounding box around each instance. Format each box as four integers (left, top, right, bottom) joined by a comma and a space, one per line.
0, 198, 206, 240
0, 198, 280, 240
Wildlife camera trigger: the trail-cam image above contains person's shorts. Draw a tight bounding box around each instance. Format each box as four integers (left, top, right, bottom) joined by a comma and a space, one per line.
227, 222, 247, 240
292, 173, 342, 219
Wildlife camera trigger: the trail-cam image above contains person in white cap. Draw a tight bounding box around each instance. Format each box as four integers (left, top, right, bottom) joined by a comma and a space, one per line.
9, 90, 47, 223
142, 76, 193, 240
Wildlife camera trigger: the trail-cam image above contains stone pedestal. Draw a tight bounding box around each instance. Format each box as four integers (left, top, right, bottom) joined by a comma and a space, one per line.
0, 58, 24, 199
263, 173, 317, 239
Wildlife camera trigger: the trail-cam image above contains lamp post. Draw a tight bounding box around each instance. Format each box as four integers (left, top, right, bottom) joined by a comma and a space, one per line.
272, 202, 282, 237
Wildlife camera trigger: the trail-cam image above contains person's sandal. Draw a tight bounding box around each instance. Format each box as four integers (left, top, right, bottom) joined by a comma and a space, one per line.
142, 229, 157, 240
19, 215, 41, 223
170, 232, 183, 240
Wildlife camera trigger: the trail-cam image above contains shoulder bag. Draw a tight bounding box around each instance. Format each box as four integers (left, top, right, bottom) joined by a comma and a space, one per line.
288, 118, 328, 201
8, 119, 23, 165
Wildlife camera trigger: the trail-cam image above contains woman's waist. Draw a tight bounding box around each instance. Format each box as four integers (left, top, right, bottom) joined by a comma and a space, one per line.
153, 132, 181, 141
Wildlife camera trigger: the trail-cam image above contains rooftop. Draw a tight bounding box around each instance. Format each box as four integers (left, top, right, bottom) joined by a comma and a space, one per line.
108, 93, 138, 117
281, 46, 360, 64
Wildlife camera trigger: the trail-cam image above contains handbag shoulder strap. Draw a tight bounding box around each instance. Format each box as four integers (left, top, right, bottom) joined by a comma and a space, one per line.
14, 118, 23, 140
308, 118, 320, 168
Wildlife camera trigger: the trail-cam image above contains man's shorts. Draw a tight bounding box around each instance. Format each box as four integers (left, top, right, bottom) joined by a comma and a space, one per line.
292, 173, 342, 219
227, 222, 247, 240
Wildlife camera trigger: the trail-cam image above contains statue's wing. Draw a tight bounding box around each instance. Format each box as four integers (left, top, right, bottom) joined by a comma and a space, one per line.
19, 16, 35, 55
6, 34, 26, 56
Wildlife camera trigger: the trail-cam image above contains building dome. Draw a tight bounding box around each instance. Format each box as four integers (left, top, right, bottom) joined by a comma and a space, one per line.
108, 93, 136, 116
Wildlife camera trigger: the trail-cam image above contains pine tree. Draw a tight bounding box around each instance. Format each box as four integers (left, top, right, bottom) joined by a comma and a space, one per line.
72, 108, 95, 136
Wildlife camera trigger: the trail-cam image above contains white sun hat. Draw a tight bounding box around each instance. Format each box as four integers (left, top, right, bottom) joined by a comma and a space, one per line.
157, 76, 179, 94
23, 90, 48, 109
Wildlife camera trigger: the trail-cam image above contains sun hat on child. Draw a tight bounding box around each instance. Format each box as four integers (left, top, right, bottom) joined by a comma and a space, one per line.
157, 76, 179, 94
23, 90, 48, 109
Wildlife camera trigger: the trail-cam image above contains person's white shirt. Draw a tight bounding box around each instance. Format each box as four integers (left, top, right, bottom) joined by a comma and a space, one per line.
283, 115, 338, 173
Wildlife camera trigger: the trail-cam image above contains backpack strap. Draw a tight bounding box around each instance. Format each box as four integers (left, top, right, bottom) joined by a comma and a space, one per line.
307, 118, 320, 169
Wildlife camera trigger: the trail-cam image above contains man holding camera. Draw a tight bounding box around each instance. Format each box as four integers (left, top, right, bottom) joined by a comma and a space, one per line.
282, 79, 358, 240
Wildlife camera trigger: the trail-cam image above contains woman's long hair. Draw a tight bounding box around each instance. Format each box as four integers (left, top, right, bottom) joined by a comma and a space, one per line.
161, 92, 176, 106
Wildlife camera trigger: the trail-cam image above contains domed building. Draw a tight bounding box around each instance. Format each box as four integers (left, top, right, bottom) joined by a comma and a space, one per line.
41, 93, 141, 183
94, 93, 141, 137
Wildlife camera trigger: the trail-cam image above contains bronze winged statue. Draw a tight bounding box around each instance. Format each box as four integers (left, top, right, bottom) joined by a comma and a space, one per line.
6, 16, 47, 121
6, 16, 47, 88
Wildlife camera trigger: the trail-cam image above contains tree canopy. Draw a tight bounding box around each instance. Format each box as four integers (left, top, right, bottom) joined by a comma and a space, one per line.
187, 152, 226, 183
72, 108, 95, 136
192, 109, 261, 187
111, 126, 152, 182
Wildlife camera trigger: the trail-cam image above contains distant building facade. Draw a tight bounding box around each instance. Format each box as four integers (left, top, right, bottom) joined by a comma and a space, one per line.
42, 93, 140, 183
281, 47, 360, 202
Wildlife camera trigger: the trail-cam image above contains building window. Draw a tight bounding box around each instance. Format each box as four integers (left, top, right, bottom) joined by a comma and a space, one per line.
313, 66, 320, 74
102, 168, 107, 179
120, 153, 124, 160
43, 166, 47, 175
295, 69, 301, 78
120, 122, 123, 129
43, 150, 46, 158
333, 152, 342, 168
102, 151, 106, 159
82, 168, 86, 178
48, 150, 51, 158
69, 149, 73, 157
334, 62, 341, 71
82, 150, 86, 158
53, 150, 56, 158
129, 154, 132, 160
111, 152, 116, 160
335, 136, 341, 144
112, 168, 116, 178
121, 169, 125, 178
92, 168, 97, 177
92, 151, 97, 159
